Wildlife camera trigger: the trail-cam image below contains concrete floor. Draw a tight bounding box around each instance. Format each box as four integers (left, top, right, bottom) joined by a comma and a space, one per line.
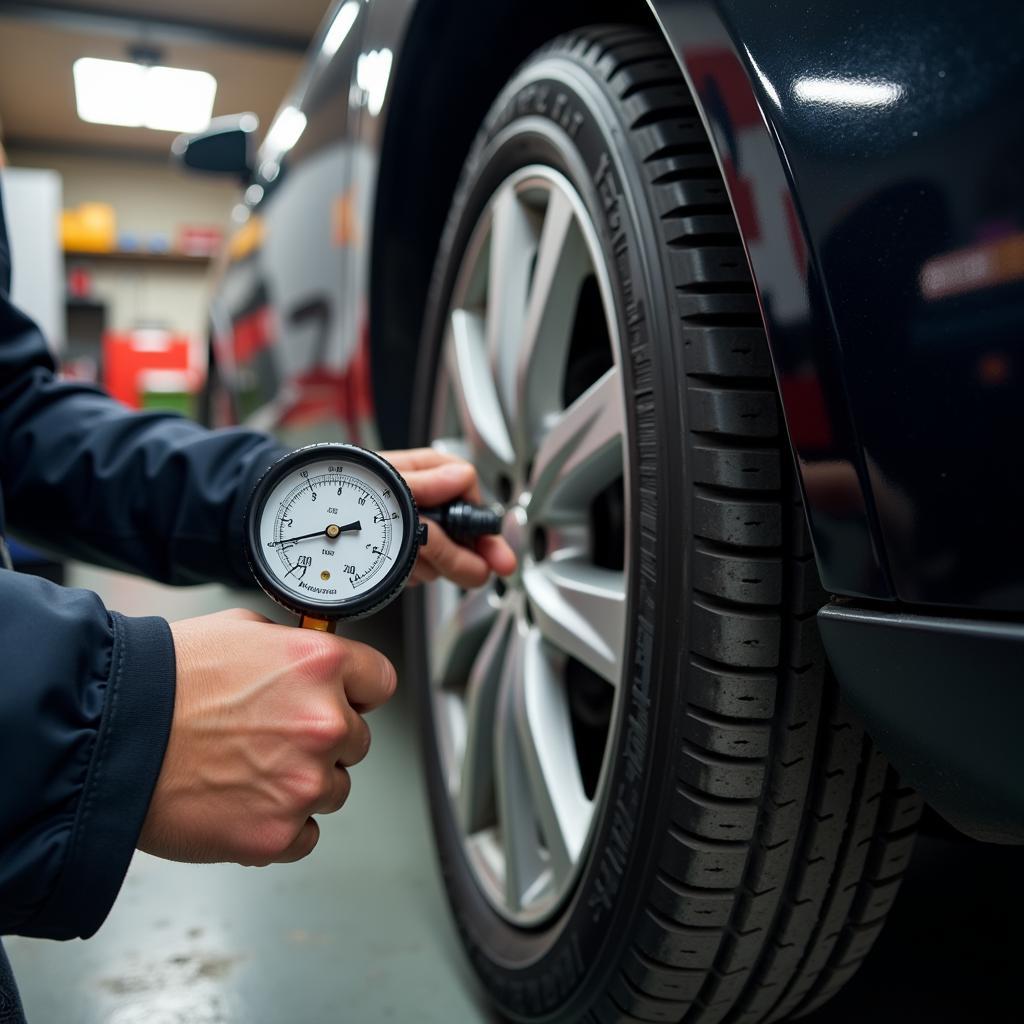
6, 566, 1020, 1023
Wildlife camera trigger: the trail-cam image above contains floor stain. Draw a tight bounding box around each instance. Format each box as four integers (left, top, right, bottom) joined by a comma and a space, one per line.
100, 951, 245, 996
194, 956, 239, 981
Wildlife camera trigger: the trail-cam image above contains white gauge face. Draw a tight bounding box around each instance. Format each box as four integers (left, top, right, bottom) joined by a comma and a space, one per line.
257, 457, 407, 609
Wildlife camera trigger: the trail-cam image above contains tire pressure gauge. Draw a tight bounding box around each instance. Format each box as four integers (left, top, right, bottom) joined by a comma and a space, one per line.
245, 443, 500, 632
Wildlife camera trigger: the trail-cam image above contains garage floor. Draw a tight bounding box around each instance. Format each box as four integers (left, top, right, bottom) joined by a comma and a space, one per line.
5, 566, 1019, 1023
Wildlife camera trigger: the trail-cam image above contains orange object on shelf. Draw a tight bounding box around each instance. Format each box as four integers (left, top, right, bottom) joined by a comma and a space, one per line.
103, 329, 199, 410
61, 203, 117, 253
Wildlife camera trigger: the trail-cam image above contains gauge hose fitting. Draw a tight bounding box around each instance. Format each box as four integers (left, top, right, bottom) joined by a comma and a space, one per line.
422, 501, 502, 543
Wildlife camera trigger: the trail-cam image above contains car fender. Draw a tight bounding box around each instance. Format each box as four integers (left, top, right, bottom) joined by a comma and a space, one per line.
651, 0, 1024, 612
649, 0, 896, 601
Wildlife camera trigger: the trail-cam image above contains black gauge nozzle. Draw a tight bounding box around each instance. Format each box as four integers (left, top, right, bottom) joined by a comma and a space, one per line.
422, 501, 503, 544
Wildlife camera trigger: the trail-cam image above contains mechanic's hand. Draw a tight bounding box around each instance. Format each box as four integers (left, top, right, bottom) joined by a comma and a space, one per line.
381, 448, 517, 586
139, 608, 396, 867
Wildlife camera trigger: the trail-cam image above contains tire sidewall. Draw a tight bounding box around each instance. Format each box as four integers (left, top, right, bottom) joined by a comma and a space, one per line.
407, 50, 689, 1022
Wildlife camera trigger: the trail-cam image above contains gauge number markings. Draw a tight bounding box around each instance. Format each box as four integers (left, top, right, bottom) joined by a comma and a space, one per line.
265, 472, 398, 597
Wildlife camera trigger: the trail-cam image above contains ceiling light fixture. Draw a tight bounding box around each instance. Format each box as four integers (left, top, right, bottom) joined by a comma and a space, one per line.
73, 57, 217, 133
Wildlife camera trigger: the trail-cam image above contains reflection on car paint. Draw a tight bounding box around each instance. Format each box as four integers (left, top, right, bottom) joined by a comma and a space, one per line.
920, 232, 1024, 301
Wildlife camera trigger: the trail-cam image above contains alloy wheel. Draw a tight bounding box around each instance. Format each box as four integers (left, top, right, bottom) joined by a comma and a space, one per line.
425, 166, 631, 925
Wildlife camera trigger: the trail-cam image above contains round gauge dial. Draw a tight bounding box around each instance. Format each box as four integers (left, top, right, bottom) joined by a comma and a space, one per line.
245, 444, 422, 621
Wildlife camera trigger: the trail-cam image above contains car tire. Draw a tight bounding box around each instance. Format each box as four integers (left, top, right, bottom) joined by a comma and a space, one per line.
407, 26, 921, 1024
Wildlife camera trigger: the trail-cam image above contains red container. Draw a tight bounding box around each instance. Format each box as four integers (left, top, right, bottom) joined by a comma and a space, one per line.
103, 329, 196, 409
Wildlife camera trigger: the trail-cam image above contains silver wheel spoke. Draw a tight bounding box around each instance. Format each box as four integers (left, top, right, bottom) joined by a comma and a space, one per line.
458, 606, 512, 834
516, 188, 592, 456
528, 366, 624, 520
487, 184, 536, 419
426, 579, 467, 791
523, 558, 627, 687
430, 585, 500, 689
515, 628, 592, 884
494, 616, 546, 911
448, 309, 515, 485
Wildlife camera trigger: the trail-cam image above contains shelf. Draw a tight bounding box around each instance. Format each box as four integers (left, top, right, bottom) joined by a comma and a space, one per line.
64, 249, 213, 267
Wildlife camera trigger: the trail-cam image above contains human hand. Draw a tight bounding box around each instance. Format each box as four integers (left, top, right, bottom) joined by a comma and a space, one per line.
381, 448, 516, 586
139, 608, 396, 867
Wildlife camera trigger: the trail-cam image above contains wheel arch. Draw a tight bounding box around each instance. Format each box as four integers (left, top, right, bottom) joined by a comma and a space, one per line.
646, 1, 894, 601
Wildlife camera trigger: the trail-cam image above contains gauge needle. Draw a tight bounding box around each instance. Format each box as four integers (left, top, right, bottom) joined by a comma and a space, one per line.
269, 528, 329, 548
270, 522, 362, 548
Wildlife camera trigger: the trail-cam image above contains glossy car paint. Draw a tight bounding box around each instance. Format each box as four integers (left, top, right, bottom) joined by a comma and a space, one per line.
653, 0, 1024, 611
206, 0, 1024, 612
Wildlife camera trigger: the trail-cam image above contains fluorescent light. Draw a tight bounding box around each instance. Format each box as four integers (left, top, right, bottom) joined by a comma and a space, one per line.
356, 48, 393, 117
74, 58, 142, 127
793, 76, 903, 108
73, 57, 216, 132
321, 1, 361, 58
143, 66, 216, 132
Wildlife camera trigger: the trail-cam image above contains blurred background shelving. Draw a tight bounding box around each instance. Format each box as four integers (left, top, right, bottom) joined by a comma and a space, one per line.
64, 248, 212, 266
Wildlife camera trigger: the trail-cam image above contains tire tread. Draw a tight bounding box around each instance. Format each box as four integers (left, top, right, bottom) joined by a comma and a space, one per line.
553, 26, 922, 1024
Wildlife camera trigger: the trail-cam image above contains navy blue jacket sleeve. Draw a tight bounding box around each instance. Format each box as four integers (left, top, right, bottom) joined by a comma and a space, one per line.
0, 192, 285, 587
0, 573, 175, 939
0, 184, 285, 938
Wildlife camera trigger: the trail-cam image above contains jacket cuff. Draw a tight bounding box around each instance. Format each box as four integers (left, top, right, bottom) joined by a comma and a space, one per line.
44, 613, 176, 939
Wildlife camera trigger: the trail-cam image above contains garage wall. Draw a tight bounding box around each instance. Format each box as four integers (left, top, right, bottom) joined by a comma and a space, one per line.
1, 166, 64, 348
7, 146, 239, 341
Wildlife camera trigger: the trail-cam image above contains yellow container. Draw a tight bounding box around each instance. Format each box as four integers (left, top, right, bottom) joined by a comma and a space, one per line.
62, 202, 117, 253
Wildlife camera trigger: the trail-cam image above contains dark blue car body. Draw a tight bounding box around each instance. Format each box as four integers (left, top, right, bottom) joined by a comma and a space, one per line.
198, 0, 1024, 841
